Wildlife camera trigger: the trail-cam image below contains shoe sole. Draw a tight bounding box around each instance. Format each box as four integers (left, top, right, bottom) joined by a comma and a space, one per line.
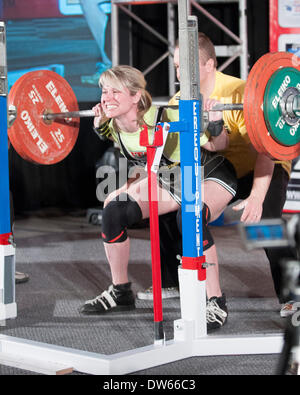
79, 304, 136, 315
136, 293, 180, 301
15, 277, 29, 284
207, 320, 227, 332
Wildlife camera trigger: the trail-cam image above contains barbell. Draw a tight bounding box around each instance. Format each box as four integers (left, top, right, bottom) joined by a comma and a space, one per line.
7, 52, 300, 165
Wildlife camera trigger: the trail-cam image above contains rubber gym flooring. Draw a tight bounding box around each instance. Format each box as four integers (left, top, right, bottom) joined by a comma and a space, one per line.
0, 207, 288, 375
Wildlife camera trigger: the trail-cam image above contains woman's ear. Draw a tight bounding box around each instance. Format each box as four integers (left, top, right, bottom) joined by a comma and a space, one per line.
132, 90, 142, 104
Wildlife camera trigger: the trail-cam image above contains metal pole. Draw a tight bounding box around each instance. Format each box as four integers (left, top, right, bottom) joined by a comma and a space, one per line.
168, 2, 176, 97
190, 0, 242, 44
119, 5, 169, 46
142, 51, 170, 77
178, 0, 200, 100
0, 21, 11, 237
239, 0, 249, 79
177, 0, 207, 338
111, 1, 119, 66
43, 110, 95, 121
42, 104, 245, 122
211, 103, 244, 111
0, 21, 17, 324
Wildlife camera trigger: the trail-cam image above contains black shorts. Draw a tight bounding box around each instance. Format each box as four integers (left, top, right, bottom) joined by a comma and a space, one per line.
158, 151, 237, 205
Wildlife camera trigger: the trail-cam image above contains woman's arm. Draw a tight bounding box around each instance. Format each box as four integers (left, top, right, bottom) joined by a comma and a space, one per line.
93, 103, 108, 128
202, 127, 229, 151
201, 98, 229, 152
92, 103, 113, 141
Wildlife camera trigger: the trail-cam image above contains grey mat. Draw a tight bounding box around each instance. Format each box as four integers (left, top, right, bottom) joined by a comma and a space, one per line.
0, 213, 287, 375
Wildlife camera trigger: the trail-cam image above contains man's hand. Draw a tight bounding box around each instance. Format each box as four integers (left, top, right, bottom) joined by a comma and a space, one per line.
232, 153, 275, 223
232, 196, 263, 223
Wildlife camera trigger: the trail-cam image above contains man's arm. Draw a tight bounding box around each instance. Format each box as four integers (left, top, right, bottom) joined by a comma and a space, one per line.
232, 153, 275, 223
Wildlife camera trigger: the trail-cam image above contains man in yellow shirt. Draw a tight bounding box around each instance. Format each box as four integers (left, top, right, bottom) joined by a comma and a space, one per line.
138, 32, 295, 323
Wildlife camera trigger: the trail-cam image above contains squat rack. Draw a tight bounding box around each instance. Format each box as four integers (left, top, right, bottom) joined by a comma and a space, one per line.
0, 1, 282, 374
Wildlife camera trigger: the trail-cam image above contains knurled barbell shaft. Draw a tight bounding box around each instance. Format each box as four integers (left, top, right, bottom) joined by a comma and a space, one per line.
43, 104, 244, 122
43, 109, 95, 121
212, 95, 299, 117
210, 103, 244, 111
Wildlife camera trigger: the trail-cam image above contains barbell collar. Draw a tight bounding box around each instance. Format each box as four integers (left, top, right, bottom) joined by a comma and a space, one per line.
279, 88, 300, 126
292, 94, 300, 117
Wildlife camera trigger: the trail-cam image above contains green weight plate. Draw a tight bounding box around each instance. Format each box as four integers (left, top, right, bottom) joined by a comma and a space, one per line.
264, 67, 300, 147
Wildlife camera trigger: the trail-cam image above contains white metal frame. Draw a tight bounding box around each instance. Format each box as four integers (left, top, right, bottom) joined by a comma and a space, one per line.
0, 245, 17, 324
111, 0, 177, 96
190, 0, 248, 79
111, 0, 249, 97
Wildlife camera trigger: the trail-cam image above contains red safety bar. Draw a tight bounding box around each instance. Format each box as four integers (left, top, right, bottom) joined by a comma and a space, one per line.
140, 125, 164, 327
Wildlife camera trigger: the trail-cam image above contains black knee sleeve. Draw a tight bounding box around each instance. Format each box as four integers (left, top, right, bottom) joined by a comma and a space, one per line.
101, 193, 143, 243
202, 203, 214, 251
176, 203, 214, 251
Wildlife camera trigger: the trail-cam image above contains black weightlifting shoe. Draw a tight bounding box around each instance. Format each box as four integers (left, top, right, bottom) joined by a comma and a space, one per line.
79, 282, 135, 315
15, 271, 29, 284
206, 293, 228, 332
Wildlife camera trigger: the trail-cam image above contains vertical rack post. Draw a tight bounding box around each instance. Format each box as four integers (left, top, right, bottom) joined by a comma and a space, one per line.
111, 1, 119, 66
239, 0, 249, 80
175, 0, 207, 339
0, 21, 17, 324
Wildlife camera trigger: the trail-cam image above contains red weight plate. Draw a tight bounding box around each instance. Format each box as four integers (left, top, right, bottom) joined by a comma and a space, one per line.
244, 52, 300, 160
8, 70, 79, 165
244, 56, 269, 156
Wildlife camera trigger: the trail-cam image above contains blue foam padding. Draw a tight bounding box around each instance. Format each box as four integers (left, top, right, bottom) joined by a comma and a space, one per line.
0, 95, 11, 235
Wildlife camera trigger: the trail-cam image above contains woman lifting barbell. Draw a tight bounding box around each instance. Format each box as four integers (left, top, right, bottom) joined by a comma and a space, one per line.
79, 64, 237, 332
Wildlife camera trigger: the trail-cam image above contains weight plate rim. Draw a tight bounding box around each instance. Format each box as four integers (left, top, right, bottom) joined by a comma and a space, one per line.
244, 52, 300, 160
8, 70, 80, 165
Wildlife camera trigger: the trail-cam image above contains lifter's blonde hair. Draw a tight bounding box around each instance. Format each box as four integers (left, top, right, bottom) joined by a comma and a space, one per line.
99, 65, 152, 126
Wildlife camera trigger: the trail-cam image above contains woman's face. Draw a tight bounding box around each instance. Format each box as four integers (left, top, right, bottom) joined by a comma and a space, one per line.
101, 83, 140, 119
